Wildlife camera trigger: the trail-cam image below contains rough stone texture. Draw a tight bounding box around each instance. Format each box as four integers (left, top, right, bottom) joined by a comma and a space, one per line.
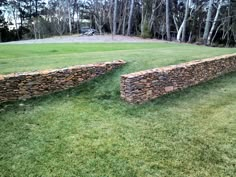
0, 60, 126, 103
121, 54, 236, 104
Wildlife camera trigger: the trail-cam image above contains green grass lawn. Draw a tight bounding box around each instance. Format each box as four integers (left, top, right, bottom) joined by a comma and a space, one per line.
0, 42, 235, 74
0, 43, 236, 177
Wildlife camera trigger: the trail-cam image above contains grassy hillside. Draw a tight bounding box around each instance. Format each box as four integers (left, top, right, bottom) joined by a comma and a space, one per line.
0, 43, 236, 177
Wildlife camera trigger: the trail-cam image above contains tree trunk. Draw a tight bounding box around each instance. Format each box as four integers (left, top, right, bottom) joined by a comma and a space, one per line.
190, 5, 198, 42
38, 28, 41, 39
188, 31, 192, 43
172, 14, 179, 33
117, 5, 124, 34
166, 0, 171, 41
148, 0, 157, 32
203, 0, 213, 45
35, 0, 38, 16
226, 0, 231, 47
113, 0, 118, 35
33, 19, 37, 39
122, 1, 127, 35
13, 8, 20, 40
127, 0, 134, 36
181, 0, 189, 42
141, 1, 146, 36
122, 15, 127, 35
108, 0, 113, 32
232, 31, 236, 43
177, 22, 183, 42
211, 23, 223, 44
37, 17, 41, 39
207, 0, 223, 45
177, 0, 189, 42
67, 0, 72, 35
122, 0, 128, 35
76, 4, 80, 34
94, 15, 102, 35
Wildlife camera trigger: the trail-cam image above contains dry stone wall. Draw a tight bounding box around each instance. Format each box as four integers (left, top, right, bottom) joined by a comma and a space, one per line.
0, 60, 126, 103
121, 54, 236, 104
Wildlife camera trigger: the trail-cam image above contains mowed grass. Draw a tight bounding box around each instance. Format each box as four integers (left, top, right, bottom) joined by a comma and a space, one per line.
0, 42, 235, 74
0, 42, 236, 177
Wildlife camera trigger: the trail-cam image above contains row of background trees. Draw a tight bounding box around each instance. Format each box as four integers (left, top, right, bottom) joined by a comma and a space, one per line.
0, 0, 235, 46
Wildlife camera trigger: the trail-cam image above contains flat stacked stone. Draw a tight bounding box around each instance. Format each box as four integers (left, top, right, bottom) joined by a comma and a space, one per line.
0, 60, 126, 103
120, 54, 236, 104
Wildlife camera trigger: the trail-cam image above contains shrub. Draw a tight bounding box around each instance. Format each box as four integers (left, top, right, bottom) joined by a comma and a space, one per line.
141, 22, 151, 39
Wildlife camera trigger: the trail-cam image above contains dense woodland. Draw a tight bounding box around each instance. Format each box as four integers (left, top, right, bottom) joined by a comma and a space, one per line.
0, 0, 236, 46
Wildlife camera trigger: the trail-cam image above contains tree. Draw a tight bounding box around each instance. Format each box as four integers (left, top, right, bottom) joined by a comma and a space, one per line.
177, 0, 189, 42
49, 0, 67, 36
0, 0, 235, 46
87, 0, 107, 35
127, 0, 134, 35
0, 0, 7, 25
122, 0, 128, 35
8, 0, 20, 39
231, 0, 236, 43
165, 0, 170, 41
207, 0, 223, 45
203, 0, 214, 45
0, 0, 8, 42
67, 0, 72, 35
113, 0, 117, 35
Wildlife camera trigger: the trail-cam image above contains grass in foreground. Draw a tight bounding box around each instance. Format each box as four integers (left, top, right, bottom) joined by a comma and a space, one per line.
0, 43, 236, 177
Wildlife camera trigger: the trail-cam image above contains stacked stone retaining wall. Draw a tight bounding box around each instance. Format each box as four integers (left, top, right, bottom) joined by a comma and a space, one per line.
0, 60, 126, 103
121, 54, 236, 104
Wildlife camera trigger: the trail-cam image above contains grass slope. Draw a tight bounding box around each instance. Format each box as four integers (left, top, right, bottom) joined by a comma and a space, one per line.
0, 43, 236, 176
0, 43, 235, 74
